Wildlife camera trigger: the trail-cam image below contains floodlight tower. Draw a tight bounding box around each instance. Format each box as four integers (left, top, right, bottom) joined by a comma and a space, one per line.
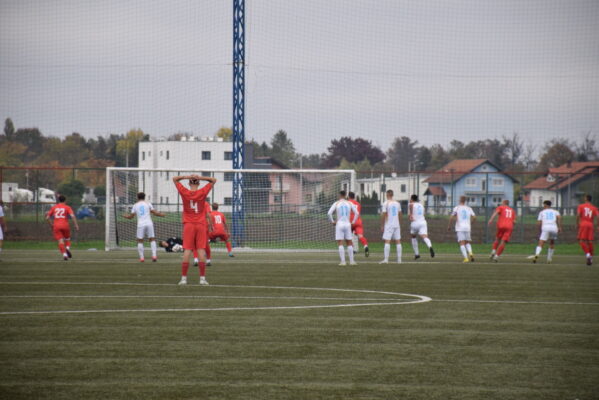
232, 0, 245, 246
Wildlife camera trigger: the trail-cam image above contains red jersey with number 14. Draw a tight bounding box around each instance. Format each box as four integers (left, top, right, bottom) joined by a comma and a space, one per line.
577, 203, 598, 226
348, 199, 363, 226
496, 205, 515, 229
47, 204, 74, 229
176, 182, 213, 224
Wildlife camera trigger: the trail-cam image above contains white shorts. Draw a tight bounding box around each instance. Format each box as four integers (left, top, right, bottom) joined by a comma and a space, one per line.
456, 231, 471, 242
410, 221, 428, 236
335, 223, 353, 241
382, 226, 401, 241
539, 229, 558, 241
0, 225, 3, 241
136, 224, 155, 239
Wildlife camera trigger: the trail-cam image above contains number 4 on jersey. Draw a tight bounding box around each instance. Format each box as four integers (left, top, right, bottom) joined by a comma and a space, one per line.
190, 200, 199, 213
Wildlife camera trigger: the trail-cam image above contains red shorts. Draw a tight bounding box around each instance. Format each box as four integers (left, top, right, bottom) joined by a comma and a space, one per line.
352, 223, 364, 236
182, 223, 207, 250
495, 227, 513, 242
578, 224, 595, 241
209, 231, 229, 242
53, 227, 71, 241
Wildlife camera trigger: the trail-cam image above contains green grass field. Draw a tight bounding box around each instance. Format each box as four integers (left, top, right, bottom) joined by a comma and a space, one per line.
0, 249, 597, 399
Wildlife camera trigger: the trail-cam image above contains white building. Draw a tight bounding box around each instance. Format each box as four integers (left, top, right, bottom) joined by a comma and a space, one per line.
357, 173, 429, 206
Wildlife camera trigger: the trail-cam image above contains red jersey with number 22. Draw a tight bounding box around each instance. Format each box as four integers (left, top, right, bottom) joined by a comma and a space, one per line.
47, 204, 74, 229
176, 182, 213, 224
496, 205, 515, 229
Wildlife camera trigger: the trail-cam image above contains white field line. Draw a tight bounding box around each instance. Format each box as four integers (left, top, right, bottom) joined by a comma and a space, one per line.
1, 259, 443, 265
0, 295, 400, 301
432, 299, 599, 306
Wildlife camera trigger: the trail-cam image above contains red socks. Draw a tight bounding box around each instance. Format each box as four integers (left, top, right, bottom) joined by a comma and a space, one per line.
65, 240, 71, 249
199, 262, 206, 277
589, 243, 594, 256
492, 240, 499, 250
580, 242, 589, 254
58, 242, 65, 254
192, 250, 198, 259
497, 243, 506, 256
205, 243, 211, 259
181, 262, 189, 277
359, 236, 368, 246
226, 241, 232, 252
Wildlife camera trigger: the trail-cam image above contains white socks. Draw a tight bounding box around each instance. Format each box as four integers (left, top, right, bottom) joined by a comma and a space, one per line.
460, 245, 468, 259
547, 248, 554, 260
411, 238, 419, 256
347, 246, 355, 263
150, 241, 157, 257
137, 243, 144, 259
384, 243, 390, 261
423, 237, 432, 248
465, 243, 473, 255
396, 244, 402, 263
535, 246, 542, 256
338, 246, 346, 263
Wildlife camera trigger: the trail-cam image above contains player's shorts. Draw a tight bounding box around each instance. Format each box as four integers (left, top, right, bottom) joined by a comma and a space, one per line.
352, 223, 364, 236
136, 224, 155, 239
578, 224, 594, 241
495, 227, 513, 242
410, 221, 428, 236
335, 223, 353, 241
0, 225, 3, 241
539, 229, 558, 241
209, 230, 229, 242
53, 227, 70, 241
456, 231, 471, 242
382, 226, 401, 241
182, 223, 208, 250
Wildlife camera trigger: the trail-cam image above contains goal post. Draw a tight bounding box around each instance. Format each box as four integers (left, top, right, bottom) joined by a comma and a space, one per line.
105, 167, 356, 251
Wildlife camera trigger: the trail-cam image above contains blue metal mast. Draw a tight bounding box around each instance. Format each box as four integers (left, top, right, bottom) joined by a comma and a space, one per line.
232, 0, 245, 246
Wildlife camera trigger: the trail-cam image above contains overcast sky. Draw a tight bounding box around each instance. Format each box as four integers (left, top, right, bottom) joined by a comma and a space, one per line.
1, 0, 598, 155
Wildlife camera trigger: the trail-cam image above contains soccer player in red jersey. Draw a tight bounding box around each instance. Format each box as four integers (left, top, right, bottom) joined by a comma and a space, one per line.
209, 202, 235, 257
347, 192, 369, 257
488, 199, 516, 262
191, 201, 212, 267
173, 174, 216, 285
45, 195, 79, 260
576, 194, 599, 265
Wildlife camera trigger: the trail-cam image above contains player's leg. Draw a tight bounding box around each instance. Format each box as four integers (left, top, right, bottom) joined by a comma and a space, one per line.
196, 227, 209, 284
179, 224, 195, 284
411, 233, 420, 260
464, 234, 474, 261
205, 237, 212, 266
0, 225, 3, 259
395, 234, 402, 264
335, 224, 347, 265
336, 239, 346, 265
136, 225, 146, 262
380, 240, 391, 264
531, 236, 546, 263
458, 234, 469, 262
222, 233, 234, 256
547, 239, 555, 263
53, 229, 68, 260
64, 229, 72, 258
345, 226, 356, 265
355, 225, 369, 257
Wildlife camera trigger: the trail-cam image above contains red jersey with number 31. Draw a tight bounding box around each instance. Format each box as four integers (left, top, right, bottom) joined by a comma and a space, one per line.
577, 203, 598, 226
496, 205, 515, 229
176, 182, 213, 224
47, 204, 74, 229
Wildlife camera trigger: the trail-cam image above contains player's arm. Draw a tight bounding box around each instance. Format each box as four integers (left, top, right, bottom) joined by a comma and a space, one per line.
206, 211, 213, 231
172, 175, 195, 183
488, 209, 499, 225
150, 209, 166, 217
408, 203, 413, 221
447, 210, 456, 231
45, 208, 54, 228
327, 203, 336, 225
191, 174, 217, 185
556, 213, 562, 233
0, 215, 5, 232
69, 211, 79, 231
350, 203, 359, 225
122, 211, 135, 219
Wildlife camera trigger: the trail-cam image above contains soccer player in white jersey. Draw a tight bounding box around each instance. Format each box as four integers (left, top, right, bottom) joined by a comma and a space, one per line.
327, 190, 359, 266
408, 194, 435, 260
0, 201, 6, 260
380, 190, 403, 264
529, 200, 562, 264
123, 192, 165, 262
448, 196, 476, 263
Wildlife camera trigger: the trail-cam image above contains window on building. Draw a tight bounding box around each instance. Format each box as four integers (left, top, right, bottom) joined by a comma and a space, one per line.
142, 151, 145, 161
160, 196, 163, 203
224, 197, 232, 206
465, 177, 477, 187
493, 196, 502, 204
360, 183, 365, 195
165, 197, 169, 204
202, 151, 211, 160
224, 172, 234, 182
481, 180, 486, 191
492, 178, 504, 187
538, 196, 543, 207
273, 194, 282, 203
224, 151, 233, 160
166, 150, 170, 160
400, 184, 406, 193
305, 193, 313, 203
165, 171, 169, 181
467, 196, 476, 204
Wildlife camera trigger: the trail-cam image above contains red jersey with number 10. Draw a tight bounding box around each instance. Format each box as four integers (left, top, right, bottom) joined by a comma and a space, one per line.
210, 211, 227, 232
496, 205, 515, 229
176, 182, 213, 224
348, 199, 363, 226
577, 203, 598, 226
47, 203, 74, 229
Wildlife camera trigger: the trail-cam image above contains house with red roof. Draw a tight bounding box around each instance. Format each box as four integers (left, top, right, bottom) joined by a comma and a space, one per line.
423, 159, 517, 208
523, 161, 599, 207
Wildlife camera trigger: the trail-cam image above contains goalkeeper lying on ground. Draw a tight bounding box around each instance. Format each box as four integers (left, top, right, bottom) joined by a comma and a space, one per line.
159, 237, 183, 253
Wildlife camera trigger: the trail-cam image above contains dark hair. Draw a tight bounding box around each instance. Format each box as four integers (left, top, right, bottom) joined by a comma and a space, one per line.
586, 194, 592, 202
460, 195, 467, 203
386, 189, 393, 196
58, 195, 66, 203
137, 192, 146, 200
348, 192, 355, 199
212, 202, 219, 210
411, 194, 419, 202
189, 179, 199, 185
339, 190, 346, 197
543, 200, 552, 207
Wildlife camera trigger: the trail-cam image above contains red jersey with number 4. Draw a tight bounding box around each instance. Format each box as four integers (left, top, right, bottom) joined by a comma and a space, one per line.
210, 211, 227, 233
577, 203, 598, 226
496, 205, 515, 229
348, 199, 362, 226
47, 204, 74, 229
176, 182, 213, 224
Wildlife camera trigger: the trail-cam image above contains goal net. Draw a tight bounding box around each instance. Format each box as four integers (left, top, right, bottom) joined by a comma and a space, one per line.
105, 167, 355, 251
